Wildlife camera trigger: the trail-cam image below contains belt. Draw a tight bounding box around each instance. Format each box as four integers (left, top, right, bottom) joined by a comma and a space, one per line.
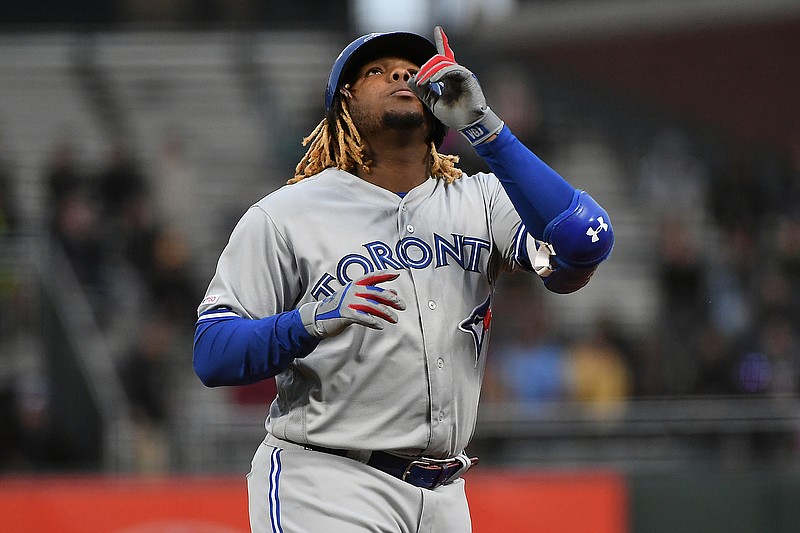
306, 444, 478, 490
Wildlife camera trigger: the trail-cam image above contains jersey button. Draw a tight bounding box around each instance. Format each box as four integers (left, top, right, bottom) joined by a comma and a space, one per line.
406, 224, 415, 233
437, 358, 444, 369
438, 412, 445, 422
428, 300, 436, 310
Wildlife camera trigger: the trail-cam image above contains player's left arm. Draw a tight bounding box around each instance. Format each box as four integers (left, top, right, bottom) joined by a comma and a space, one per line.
409, 26, 613, 293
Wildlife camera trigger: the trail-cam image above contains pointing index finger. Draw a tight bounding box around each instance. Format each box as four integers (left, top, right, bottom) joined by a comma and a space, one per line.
434, 26, 455, 61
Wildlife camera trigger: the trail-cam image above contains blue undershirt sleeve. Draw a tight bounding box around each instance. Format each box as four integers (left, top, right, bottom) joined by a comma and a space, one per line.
193, 308, 320, 387
473, 126, 575, 240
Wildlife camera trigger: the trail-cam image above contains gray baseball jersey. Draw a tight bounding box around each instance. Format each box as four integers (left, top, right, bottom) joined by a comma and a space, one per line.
199, 167, 545, 458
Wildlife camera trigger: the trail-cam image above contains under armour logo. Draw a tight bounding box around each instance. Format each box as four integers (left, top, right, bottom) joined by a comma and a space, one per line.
586, 217, 609, 243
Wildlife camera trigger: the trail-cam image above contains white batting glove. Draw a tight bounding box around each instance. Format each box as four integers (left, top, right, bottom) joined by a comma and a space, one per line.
299, 270, 407, 338
408, 26, 504, 146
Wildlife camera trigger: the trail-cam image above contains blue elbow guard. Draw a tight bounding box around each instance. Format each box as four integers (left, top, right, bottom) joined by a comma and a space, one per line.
542, 190, 613, 293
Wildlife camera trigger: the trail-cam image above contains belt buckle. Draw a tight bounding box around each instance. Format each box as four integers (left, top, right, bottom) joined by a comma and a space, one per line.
401, 458, 436, 483
401, 455, 475, 488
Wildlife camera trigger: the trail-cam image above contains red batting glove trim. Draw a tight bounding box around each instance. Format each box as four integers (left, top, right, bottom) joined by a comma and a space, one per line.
437, 27, 455, 60
355, 273, 399, 286
415, 55, 457, 85
354, 291, 403, 309
348, 303, 396, 323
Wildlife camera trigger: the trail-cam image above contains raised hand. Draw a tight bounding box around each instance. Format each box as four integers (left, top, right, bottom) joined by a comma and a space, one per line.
408, 26, 504, 145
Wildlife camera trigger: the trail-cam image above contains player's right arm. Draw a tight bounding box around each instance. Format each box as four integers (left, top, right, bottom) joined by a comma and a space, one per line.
193, 307, 319, 387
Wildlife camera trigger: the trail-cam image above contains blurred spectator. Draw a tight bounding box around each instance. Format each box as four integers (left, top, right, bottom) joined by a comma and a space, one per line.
120, 188, 159, 275
120, 317, 176, 473
737, 351, 772, 395
0, 267, 29, 470
145, 224, 201, 320
709, 147, 770, 229
706, 225, 757, 341
44, 141, 84, 218
775, 214, 800, 302
756, 269, 797, 348
95, 139, 149, 220
153, 132, 200, 245
52, 192, 106, 293
498, 300, 568, 405
566, 321, 632, 418
487, 272, 565, 404
503, 342, 567, 405
483, 64, 549, 157
0, 387, 22, 469
630, 333, 669, 397
761, 315, 800, 396
658, 216, 707, 324
0, 130, 19, 235
638, 128, 707, 217
693, 324, 737, 395
783, 132, 800, 210
14, 375, 73, 471
740, 314, 800, 396
656, 215, 709, 391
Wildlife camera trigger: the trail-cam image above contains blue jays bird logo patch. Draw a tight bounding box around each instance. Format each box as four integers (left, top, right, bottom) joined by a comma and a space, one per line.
458, 294, 492, 365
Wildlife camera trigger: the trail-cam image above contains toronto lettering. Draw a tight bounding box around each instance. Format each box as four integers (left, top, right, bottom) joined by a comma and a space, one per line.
311, 232, 490, 299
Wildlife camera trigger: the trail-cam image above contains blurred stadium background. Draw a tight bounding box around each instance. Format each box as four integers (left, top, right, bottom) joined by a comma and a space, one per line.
1, 0, 800, 531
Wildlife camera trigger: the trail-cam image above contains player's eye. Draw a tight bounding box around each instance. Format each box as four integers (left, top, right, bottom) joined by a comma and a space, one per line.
366, 66, 383, 76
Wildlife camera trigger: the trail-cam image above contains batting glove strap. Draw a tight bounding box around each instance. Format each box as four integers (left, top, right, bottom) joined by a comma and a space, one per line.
459, 108, 504, 145
299, 301, 325, 338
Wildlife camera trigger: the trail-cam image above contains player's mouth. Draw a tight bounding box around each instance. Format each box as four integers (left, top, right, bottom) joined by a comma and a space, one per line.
391, 88, 416, 97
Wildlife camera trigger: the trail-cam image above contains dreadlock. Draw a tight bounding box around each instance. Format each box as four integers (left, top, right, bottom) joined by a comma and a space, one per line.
289, 98, 462, 185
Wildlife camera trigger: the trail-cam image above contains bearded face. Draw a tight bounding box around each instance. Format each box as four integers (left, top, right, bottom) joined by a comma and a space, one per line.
343, 56, 434, 144
348, 96, 429, 140
382, 109, 426, 130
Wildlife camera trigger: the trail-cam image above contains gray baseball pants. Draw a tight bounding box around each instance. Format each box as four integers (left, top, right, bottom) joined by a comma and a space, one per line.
247, 434, 472, 533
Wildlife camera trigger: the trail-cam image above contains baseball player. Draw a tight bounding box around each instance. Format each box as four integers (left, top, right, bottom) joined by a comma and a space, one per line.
193, 26, 613, 533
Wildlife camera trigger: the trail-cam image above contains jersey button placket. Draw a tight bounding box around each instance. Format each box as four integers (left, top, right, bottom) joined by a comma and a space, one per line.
425, 296, 447, 432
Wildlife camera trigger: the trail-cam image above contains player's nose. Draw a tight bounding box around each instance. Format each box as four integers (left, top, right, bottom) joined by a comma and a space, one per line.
390, 67, 413, 82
